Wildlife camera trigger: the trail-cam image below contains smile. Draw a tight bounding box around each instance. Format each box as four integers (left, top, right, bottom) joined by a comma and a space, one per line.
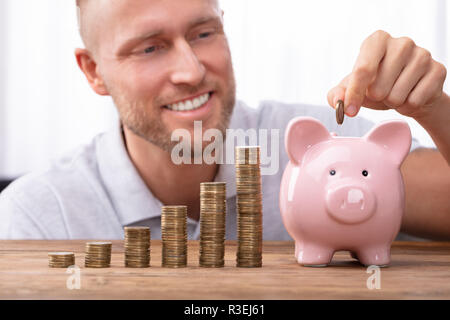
164, 92, 211, 112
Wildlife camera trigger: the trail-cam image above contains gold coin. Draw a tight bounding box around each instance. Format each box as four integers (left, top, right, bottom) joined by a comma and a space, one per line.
199, 182, 227, 268
124, 226, 151, 268
84, 242, 112, 268
48, 252, 75, 268
235, 146, 263, 268
161, 206, 188, 268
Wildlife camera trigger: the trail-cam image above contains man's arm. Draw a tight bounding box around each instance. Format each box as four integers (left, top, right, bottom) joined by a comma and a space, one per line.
327, 30, 450, 240
401, 148, 450, 240
400, 92, 450, 240
0, 192, 47, 239
412, 92, 450, 165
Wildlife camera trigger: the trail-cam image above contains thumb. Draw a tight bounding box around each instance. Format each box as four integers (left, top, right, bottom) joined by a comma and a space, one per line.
327, 74, 350, 111
327, 85, 346, 110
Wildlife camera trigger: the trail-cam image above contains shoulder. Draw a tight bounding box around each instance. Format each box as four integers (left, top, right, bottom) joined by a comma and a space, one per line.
229, 100, 260, 129
0, 135, 106, 239
0, 172, 60, 239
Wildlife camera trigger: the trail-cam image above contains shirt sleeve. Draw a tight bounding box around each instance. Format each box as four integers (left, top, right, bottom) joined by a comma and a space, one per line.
0, 174, 68, 240
0, 190, 47, 239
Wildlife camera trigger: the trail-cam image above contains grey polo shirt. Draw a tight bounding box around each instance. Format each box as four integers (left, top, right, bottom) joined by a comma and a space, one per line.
0, 100, 423, 240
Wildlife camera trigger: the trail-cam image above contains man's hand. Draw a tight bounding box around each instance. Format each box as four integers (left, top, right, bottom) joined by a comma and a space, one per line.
327, 30, 450, 240
327, 30, 447, 120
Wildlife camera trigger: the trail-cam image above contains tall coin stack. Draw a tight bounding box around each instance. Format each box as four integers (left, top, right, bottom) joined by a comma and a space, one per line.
84, 242, 112, 268
48, 252, 75, 268
161, 206, 188, 268
235, 146, 263, 268
124, 226, 151, 268
199, 182, 226, 268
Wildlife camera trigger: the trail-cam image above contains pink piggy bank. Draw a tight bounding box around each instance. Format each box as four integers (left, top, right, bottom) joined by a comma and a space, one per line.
279, 117, 411, 267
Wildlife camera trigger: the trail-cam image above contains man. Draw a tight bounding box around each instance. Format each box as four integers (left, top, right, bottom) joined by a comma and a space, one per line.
0, 0, 449, 240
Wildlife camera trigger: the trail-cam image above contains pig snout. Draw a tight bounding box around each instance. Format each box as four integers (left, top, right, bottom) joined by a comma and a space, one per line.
326, 185, 376, 224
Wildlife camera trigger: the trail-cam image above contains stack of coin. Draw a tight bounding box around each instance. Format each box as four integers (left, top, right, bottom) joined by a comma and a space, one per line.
84, 242, 112, 268
161, 206, 187, 268
235, 146, 263, 268
199, 182, 226, 268
124, 226, 151, 268
48, 252, 75, 268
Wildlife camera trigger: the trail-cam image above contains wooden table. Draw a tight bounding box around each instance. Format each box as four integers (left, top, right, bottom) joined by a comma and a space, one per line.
0, 240, 449, 299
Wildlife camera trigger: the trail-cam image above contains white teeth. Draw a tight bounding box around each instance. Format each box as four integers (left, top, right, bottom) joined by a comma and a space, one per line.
193, 98, 200, 108
167, 93, 210, 111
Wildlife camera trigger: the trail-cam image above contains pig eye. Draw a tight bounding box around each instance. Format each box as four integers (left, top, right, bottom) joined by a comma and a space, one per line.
329, 170, 336, 176
362, 170, 369, 177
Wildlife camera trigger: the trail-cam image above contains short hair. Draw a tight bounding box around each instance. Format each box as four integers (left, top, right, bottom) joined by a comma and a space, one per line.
76, 0, 221, 51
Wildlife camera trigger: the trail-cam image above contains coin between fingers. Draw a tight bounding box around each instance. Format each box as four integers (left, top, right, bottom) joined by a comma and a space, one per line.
336, 100, 345, 125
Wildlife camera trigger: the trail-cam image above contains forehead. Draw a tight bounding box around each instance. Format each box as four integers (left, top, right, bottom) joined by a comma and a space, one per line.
119, 1, 217, 22
116, 1, 217, 33
94, 0, 220, 54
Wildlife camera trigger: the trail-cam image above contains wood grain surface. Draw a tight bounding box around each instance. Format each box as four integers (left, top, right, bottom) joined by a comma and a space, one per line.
0, 240, 449, 300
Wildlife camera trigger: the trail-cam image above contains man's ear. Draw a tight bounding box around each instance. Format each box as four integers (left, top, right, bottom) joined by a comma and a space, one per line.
75, 48, 109, 96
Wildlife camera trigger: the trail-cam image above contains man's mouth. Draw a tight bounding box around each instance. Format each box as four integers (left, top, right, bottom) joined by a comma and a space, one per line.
163, 92, 213, 112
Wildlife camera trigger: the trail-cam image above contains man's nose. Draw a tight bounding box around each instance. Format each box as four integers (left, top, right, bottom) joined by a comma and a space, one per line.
169, 40, 206, 86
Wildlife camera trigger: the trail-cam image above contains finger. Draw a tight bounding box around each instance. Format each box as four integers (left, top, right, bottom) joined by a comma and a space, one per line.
327, 85, 346, 109
328, 74, 387, 111
361, 97, 390, 110
383, 47, 431, 108
345, 30, 390, 117
399, 61, 447, 116
329, 86, 388, 111
366, 37, 414, 103
327, 74, 351, 109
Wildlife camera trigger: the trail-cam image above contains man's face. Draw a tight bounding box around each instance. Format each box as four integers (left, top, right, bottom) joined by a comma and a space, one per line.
94, 0, 236, 152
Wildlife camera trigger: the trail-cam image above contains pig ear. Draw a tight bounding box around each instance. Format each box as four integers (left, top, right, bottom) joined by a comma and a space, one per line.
285, 117, 331, 166
364, 120, 412, 166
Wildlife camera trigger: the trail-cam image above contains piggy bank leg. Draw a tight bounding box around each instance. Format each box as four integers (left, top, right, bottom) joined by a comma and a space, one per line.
356, 246, 391, 267
297, 242, 334, 267
350, 251, 358, 260
294, 240, 304, 259
295, 241, 299, 259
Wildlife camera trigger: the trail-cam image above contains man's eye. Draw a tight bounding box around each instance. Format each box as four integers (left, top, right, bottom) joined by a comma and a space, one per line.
144, 46, 157, 54
197, 29, 217, 40
198, 32, 212, 39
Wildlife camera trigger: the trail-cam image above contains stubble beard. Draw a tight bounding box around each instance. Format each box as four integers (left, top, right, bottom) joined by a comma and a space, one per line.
109, 78, 236, 155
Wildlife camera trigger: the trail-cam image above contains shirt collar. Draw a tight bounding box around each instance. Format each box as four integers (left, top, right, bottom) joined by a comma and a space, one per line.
213, 138, 236, 199
97, 122, 163, 226
96, 100, 251, 225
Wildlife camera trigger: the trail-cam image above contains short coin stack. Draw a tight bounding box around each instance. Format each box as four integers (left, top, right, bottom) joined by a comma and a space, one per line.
84, 242, 112, 268
48, 252, 75, 268
124, 227, 151, 268
235, 146, 263, 268
199, 182, 227, 268
161, 206, 188, 268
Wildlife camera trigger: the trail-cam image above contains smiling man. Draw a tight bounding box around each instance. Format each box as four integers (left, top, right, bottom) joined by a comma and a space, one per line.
0, 0, 449, 241
75, 0, 236, 223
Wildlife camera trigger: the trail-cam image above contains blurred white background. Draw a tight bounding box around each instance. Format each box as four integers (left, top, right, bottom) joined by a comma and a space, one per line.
0, 0, 448, 178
